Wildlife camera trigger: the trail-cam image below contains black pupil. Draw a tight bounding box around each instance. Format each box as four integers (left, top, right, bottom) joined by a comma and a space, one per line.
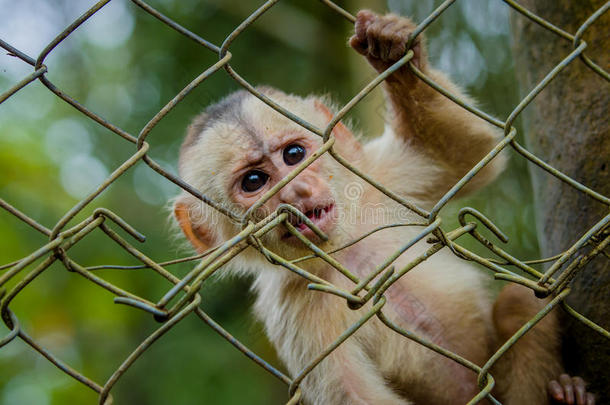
242, 170, 268, 192
283, 144, 305, 165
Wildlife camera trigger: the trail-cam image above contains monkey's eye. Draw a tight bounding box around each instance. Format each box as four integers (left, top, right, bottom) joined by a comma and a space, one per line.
241, 170, 269, 192
283, 144, 306, 166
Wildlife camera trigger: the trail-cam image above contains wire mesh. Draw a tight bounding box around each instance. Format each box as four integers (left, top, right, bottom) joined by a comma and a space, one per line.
1, 0, 608, 404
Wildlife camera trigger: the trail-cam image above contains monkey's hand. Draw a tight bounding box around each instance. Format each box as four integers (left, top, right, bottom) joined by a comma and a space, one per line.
349, 10, 425, 77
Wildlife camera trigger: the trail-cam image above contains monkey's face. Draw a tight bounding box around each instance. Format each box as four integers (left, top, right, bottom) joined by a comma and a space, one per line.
221, 97, 341, 247
175, 89, 361, 255
230, 132, 337, 245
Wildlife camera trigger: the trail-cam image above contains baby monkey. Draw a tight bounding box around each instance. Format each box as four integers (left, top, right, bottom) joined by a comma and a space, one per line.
174, 10, 594, 405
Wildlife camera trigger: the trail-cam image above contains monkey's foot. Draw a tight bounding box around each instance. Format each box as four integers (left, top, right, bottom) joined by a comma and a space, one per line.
548, 374, 595, 405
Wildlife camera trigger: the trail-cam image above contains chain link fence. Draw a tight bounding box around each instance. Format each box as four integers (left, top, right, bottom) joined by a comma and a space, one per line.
1, 0, 608, 404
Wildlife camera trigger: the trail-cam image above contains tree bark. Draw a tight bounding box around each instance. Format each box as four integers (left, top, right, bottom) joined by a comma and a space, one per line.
511, 1, 609, 401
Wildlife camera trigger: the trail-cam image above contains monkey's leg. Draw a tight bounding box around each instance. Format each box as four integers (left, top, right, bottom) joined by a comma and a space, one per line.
490, 283, 563, 405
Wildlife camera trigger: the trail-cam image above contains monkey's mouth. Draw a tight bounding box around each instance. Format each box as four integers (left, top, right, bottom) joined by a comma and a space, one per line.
283, 204, 335, 240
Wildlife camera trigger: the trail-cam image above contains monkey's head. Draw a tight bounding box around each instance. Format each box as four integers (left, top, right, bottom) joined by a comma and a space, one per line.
173, 87, 364, 260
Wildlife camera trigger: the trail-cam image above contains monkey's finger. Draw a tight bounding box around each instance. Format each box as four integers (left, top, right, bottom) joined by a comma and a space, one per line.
548, 380, 565, 402
586, 393, 595, 405
354, 10, 376, 42
572, 377, 586, 405
386, 38, 406, 62
379, 24, 404, 61
366, 30, 380, 59
351, 10, 376, 55
382, 27, 407, 62
349, 35, 368, 55
559, 374, 575, 404
370, 19, 395, 60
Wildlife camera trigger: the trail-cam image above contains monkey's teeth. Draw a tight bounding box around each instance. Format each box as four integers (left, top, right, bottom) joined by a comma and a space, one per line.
283, 204, 334, 238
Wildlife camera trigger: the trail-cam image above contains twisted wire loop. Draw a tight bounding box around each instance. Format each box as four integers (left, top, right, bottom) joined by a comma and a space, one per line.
1, 0, 608, 404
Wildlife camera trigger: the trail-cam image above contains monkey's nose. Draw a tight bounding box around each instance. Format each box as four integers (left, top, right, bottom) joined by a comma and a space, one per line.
293, 182, 313, 198
279, 181, 313, 203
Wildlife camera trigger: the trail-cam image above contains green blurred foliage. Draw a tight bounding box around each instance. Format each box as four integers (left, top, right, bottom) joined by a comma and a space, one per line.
0, 0, 540, 404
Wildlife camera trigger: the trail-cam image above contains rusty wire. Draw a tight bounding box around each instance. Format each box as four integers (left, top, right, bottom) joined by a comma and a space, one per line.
1, 0, 609, 404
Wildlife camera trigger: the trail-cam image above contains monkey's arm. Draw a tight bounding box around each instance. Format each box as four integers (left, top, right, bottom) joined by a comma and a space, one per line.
297, 340, 412, 405
351, 11, 505, 204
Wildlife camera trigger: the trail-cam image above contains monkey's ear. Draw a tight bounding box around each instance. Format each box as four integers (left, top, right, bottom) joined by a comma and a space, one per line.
174, 200, 216, 253
314, 100, 357, 143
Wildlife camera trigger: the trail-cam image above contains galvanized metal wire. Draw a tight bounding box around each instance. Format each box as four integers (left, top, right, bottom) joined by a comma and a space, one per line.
1, 1, 608, 404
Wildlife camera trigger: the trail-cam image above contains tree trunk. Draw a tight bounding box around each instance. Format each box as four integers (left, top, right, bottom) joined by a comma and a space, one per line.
511, 1, 609, 401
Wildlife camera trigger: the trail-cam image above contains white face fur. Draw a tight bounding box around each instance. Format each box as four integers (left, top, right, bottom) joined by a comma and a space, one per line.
175, 89, 363, 256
